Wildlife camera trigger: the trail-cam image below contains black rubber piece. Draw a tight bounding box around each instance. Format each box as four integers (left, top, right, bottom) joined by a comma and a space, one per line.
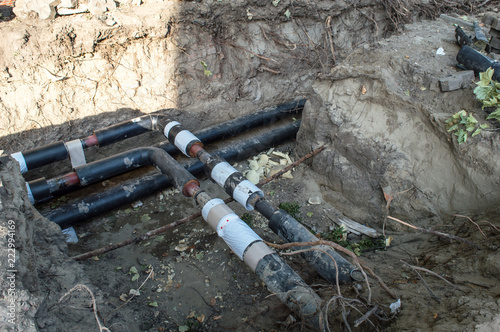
41, 122, 300, 226
23, 142, 68, 171
456, 45, 500, 81
254, 253, 325, 331
257, 200, 354, 284
29, 178, 51, 204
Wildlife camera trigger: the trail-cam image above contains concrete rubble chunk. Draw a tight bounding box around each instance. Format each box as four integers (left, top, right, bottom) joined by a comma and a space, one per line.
88, 0, 116, 16
439, 70, 475, 92
13, 0, 61, 19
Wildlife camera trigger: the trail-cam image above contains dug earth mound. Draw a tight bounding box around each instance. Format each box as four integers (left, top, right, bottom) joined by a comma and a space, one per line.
1, 0, 500, 331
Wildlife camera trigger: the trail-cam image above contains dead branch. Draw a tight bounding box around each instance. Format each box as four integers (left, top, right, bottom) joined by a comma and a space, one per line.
224, 42, 279, 63
325, 16, 336, 65
453, 214, 487, 238
354, 305, 378, 328
387, 216, 479, 249
400, 260, 455, 287
58, 284, 110, 332
401, 261, 440, 303
71, 146, 326, 260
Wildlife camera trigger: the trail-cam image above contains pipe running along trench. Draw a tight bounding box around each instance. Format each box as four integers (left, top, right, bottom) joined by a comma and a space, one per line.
11, 99, 305, 174
41, 122, 300, 227
164, 121, 356, 285
75, 144, 326, 331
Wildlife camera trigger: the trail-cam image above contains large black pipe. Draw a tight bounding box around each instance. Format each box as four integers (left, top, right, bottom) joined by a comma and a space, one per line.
41, 122, 300, 226
12, 100, 305, 174
456, 45, 500, 81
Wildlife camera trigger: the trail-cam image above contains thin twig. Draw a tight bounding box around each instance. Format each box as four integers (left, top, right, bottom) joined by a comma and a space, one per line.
401, 260, 455, 287
325, 16, 336, 65
387, 216, 479, 249
225, 42, 279, 63
354, 305, 378, 328
401, 262, 440, 303
259, 145, 326, 187
59, 284, 110, 332
453, 214, 487, 238
104, 267, 154, 323
266, 240, 399, 301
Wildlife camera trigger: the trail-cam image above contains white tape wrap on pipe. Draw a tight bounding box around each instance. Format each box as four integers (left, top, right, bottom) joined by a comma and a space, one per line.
175, 130, 199, 156
216, 213, 262, 260
25, 182, 35, 204
11, 152, 28, 173
211, 162, 237, 187
233, 179, 264, 210
163, 121, 180, 138
202, 198, 225, 220
65, 139, 86, 168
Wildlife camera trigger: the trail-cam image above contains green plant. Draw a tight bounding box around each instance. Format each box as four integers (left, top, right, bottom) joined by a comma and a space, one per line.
279, 202, 301, 220
474, 68, 500, 122
319, 226, 386, 256
241, 213, 253, 227
200, 61, 213, 77
445, 110, 488, 144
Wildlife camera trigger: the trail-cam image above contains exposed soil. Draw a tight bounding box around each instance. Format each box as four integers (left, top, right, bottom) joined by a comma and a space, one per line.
1, 1, 500, 332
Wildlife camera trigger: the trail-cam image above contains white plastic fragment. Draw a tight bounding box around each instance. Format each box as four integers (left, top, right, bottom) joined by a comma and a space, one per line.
308, 197, 321, 205
390, 298, 401, 314
436, 47, 446, 55
62, 226, 79, 244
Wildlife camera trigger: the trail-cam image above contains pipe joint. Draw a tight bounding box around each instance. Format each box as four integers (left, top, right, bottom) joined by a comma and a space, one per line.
164, 121, 203, 157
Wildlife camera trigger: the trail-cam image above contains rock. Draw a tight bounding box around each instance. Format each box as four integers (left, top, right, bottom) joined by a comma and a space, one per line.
439, 70, 475, 92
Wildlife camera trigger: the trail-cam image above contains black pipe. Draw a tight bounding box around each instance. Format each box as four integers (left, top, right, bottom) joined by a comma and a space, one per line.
12, 100, 304, 174
94, 115, 169, 147
30, 122, 300, 204
456, 45, 500, 80
155, 99, 305, 151
41, 122, 300, 226
255, 200, 354, 284
23, 142, 69, 171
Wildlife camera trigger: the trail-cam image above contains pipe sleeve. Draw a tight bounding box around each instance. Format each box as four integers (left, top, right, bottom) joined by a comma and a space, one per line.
201, 198, 262, 259
164, 121, 202, 157
65, 139, 86, 168
25, 182, 35, 204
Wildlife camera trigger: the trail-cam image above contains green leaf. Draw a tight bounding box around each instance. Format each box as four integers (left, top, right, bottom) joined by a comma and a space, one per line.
478, 68, 494, 87
148, 302, 158, 307
474, 85, 494, 101
467, 114, 478, 124
471, 128, 482, 137
129, 266, 138, 274
131, 273, 140, 281
447, 124, 458, 132
480, 123, 490, 129
140, 214, 151, 222
487, 108, 500, 121
179, 326, 189, 332
306, 212, 314, 217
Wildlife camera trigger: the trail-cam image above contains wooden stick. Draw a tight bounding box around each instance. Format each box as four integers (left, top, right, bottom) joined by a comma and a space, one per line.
401, 262, 440, 303
387, 216, 479, 249
453, 214, 487, 238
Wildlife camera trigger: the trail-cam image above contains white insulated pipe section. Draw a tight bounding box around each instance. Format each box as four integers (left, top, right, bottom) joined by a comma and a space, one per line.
201, 198, 273, 271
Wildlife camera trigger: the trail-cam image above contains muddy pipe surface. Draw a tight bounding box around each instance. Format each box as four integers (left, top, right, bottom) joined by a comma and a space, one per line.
255, 199, 354, 284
